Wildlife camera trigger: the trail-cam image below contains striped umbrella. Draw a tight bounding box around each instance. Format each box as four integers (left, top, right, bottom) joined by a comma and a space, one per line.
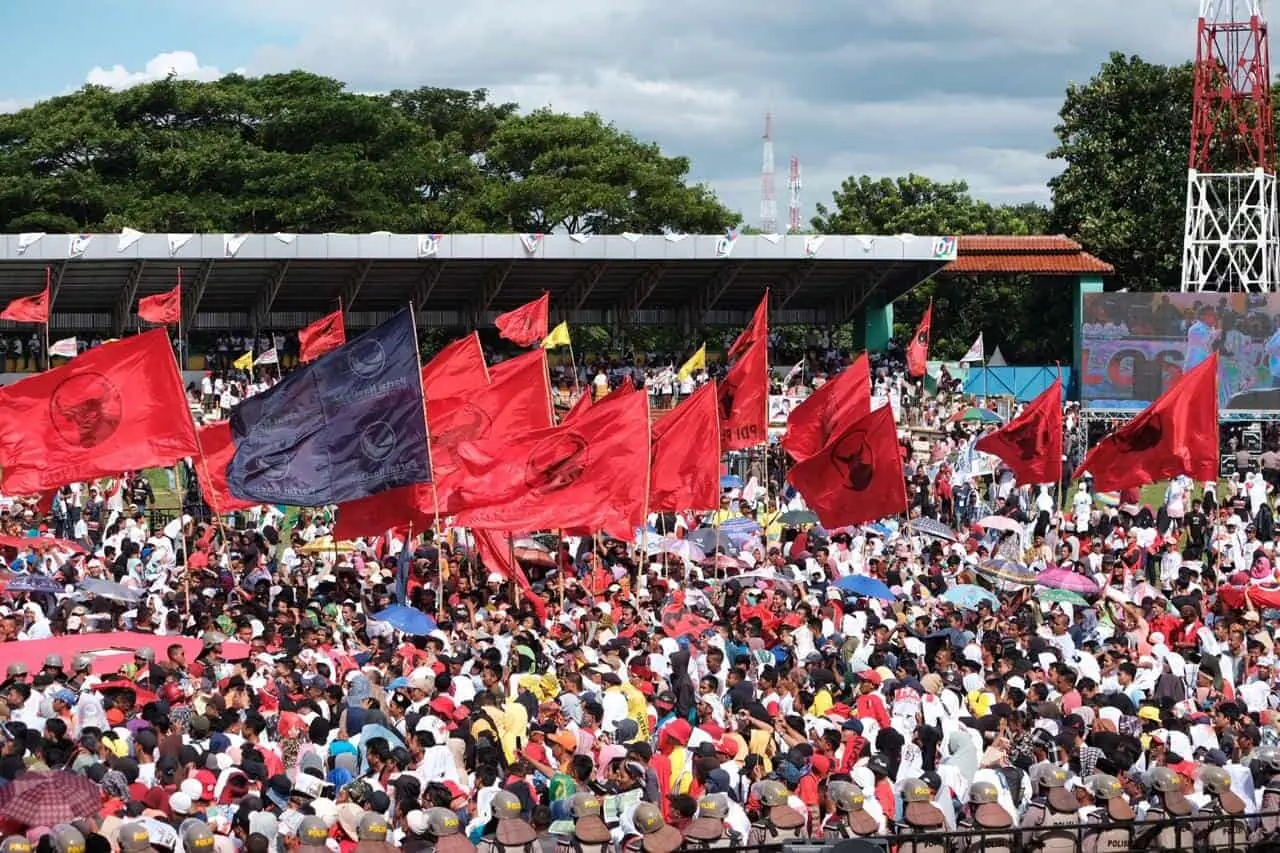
976, 558, 1037, 587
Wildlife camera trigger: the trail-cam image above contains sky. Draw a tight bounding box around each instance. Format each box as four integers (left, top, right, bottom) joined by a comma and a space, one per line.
0, 0, 1196, 228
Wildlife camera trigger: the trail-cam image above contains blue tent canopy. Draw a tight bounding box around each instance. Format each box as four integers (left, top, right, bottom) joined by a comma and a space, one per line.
963, 367, 1071, 403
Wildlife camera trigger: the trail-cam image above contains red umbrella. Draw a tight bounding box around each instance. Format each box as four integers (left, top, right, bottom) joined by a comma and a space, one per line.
0, 535, 86, 554
0, 770, 102, 825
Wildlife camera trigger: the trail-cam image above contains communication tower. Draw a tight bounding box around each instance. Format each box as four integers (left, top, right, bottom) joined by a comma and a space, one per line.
788, 156, 802, 232
761, 113, 777, 234
1181, 0, 1278, 292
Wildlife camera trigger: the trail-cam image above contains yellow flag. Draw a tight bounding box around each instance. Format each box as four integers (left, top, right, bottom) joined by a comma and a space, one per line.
233, 351, 254, 370
677, 344, 706, 381
541, 321, 571, 350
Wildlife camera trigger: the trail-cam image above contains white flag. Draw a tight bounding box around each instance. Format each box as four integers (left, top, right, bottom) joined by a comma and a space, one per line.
256, 347, 279, 365
961, 333, 985, 363
50, 337, 78, 358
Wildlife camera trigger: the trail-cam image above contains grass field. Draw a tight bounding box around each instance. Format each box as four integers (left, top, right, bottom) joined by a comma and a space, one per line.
144, 468, 182, 513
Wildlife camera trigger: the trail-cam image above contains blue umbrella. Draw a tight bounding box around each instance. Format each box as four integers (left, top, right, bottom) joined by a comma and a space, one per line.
687, 528, 740, 556
941, 584, 999, 610
373, 604, 437, 636
834, 575, 896, 601
720, 475, 743, 489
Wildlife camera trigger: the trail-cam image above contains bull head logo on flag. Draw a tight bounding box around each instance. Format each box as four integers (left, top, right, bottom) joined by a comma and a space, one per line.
1115, 413, 1164, 453
525, 433, 589, 493
830, 428, 876, 492
50, 373, 123, 448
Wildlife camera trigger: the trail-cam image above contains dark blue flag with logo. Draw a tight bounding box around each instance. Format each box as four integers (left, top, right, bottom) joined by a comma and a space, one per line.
226, 309, 430, 505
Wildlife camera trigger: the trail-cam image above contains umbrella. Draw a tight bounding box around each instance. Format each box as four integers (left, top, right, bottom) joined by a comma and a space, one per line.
0, 770, 103, 824
4, 574, 62, 594
977, 515, 1022, 534
297, 537, 360, 555
715, 569, 797, 590
910, 518, 960, 542
720, 474, 743, 489
834, 575, 895, 601
975, 558, 1037, 587
78, 578, 144, 603
511, 537, 549, 552
658, 539, 705, 562
699, 554, 749, 571
1036, 568, 1101, 596
779, 510, 819, 525
687, 529, 740, 556
941, 584, 999, 610
955, 407, 1003, 424
1038, 588, 1090, 607
0, 535, 86, 554
513, 547, 555, 569
373, 605, 437, 636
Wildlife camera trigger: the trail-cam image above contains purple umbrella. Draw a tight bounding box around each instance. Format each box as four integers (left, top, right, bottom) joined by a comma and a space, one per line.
1037, 567, 1101, 597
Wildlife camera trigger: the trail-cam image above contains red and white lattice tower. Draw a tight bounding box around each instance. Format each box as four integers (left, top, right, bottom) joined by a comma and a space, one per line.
760, 113, 777, 234
788, 156, 802, 232
1182, 0, 1278, 292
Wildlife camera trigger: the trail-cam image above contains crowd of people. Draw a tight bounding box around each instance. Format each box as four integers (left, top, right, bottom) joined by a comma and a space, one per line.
4, 321, 1280, 853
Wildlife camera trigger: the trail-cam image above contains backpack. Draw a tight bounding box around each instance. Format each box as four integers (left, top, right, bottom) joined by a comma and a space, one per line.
995, 766, 1024, 806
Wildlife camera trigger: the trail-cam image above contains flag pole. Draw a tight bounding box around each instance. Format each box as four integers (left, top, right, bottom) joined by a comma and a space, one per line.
567, 336, 581, 399
174, 463, 190, 613
177, 266, 184, 372
42, 266, 51, 372
761, 289, 771, 511
407, 302, 444, 622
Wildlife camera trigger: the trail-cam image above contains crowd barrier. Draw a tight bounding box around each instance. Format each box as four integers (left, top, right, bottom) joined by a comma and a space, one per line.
719, 808, 1280, 853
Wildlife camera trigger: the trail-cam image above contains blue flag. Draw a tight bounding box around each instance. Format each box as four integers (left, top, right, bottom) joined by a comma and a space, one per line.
227, 309, 430, 505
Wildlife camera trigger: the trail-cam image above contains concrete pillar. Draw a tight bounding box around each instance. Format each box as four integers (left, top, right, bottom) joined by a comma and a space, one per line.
860, 296, 894, 352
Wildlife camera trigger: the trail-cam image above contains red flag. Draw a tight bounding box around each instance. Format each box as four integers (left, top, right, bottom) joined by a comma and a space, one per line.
786, 405, 907, 528
728, 291, 769, 360
650, 382, 720, 511
975, 378, 1064, 485
562, 392, 593, 425
0, 330, 198, 494
1, 270, 49, 324
907, 303, 932, 378
718, 339, 768, 451
334, 484, 436, 539
423, 333, 490, 400
432, 349, 553, 484
298, 309, 346, 362
494, 293, 549, 347
138, 282, 182, 325
196, 422, 257, 514
473, 529, 548, 622
1073, 354, 1219, 491
781, 353, 872, 461
452, 387, 649, 532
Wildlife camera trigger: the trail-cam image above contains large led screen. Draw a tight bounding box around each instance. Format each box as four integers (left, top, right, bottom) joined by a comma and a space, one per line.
1081, 292, 1280, 411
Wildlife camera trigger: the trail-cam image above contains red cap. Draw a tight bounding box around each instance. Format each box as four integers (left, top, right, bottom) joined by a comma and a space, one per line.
857, 670, 883, 687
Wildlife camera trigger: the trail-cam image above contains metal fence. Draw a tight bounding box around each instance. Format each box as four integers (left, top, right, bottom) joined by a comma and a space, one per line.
710, 808, 1280, 853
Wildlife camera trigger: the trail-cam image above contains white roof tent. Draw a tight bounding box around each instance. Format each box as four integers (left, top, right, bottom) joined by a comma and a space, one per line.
0, 232, 956, 335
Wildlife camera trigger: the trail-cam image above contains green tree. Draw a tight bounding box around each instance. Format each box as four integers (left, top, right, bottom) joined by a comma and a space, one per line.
1048, 53, 1193, 292
812, 174, 1044, 236
811, 173, 1064, 362
473, 110, 736, 234
0, 72, 736, 235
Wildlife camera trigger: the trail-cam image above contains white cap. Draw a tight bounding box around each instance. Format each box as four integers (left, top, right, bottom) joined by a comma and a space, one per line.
405, 810, 429, 835
169, 791, 193, 815
179, 778, 203, 801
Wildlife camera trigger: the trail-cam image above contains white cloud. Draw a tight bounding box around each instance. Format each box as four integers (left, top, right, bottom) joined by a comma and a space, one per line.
0, 98, 28, 114
85, 51, 238, 89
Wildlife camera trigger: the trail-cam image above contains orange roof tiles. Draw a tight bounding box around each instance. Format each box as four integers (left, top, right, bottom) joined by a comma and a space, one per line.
943, 234, 1114, 276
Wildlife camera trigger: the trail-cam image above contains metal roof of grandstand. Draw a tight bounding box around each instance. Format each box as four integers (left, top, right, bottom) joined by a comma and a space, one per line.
0, 232, 1090, 332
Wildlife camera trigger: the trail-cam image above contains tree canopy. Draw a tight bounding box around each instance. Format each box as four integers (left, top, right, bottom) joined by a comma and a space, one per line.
0, 71, 738, 235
